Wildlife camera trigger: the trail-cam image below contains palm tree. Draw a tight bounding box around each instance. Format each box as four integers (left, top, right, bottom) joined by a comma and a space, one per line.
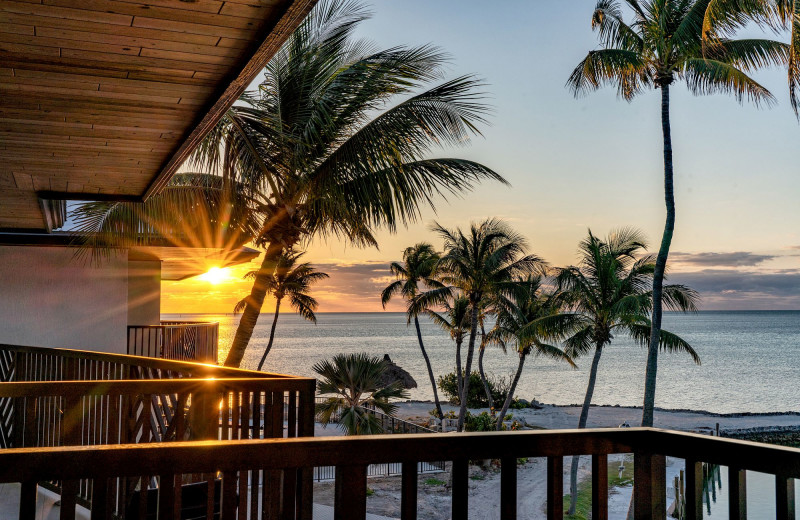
568, 0, 786, 428
235, 251, 328, 371
314, 353, 409, 435
426, 295, 471, 403
489, 276, 575, 430
432, 218, 546, 431
380, 243, 446, 419
546, 228, 700, 516
701, 0, 799, 114
73, 0, 505, 368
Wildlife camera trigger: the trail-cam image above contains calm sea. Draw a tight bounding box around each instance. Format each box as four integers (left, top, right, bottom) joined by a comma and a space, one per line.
162, 310, 800, 414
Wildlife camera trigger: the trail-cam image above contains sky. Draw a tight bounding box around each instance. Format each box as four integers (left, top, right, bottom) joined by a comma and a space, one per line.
162, 1, 800, 314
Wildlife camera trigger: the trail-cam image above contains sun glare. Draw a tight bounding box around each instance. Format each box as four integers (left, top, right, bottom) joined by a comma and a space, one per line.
200, 267, 228, 285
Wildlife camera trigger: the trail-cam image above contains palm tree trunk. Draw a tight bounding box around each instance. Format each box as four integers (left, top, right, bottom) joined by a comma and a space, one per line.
256, 297, 282, 371
478, 325, 494, 409
455, 336, 464, 405
223, 241, 284, 367
457, 303, 480, 432
414, 315, 444, 420
496, 352, 525, 431
642, 83, 674, 428
568, 344, 604, 516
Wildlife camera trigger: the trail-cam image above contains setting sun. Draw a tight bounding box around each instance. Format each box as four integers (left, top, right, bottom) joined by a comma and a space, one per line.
199, 266, 228, 285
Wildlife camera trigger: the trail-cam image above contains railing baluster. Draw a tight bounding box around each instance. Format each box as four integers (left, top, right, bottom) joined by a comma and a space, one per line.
592, 454, 608, 520
633, 452, 666, 520
90, 477, 109, 520
19, 480, 37, 520
283, 468, 298, 520
222, 471, 238, 520
547, 456, 563, 520
501, 456, 517, 520
60, 479, 78, 520
452, 458, 468, 520
776, 474, 795, 520
335, 465, 367, 520
401, 461, 418, 520
684, 458, 703, 520
728, 466, 746, 520
158, 474, 176, 520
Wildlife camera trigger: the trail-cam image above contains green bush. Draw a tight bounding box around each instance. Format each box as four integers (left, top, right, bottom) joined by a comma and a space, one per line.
437, 371, 508, 407
463, 411, 512, 432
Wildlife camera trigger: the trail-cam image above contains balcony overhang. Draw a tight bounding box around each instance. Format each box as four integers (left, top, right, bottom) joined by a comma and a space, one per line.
0, 0, 316, 232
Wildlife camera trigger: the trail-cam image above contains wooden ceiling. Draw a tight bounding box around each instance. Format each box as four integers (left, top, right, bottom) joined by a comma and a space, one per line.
0, 0, 315, 231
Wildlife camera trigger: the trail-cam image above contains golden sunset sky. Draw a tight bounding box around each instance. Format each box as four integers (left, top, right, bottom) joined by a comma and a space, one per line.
162, 1, 800, 314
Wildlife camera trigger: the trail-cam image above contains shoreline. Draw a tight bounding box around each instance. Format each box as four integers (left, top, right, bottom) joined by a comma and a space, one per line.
401, 399, 800, 417
391, 401, 800, 434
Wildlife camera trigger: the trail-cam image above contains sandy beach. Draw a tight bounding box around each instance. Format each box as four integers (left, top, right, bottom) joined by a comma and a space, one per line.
312, 403, 800, 519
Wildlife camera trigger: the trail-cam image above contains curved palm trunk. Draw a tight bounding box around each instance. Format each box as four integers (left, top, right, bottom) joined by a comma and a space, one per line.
457, 303, 480, 432
642, 83, 674, 428
224, 242, 284, 367
495, 351, 526, 431
256, 297, 282, 371
455, 335, 464, 404
414, 316, 444, 420
568, 344, 604, 515
478, 325, 493, 409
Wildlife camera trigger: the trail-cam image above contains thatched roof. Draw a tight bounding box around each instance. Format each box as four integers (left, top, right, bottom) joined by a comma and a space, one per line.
381, 354, 417, 390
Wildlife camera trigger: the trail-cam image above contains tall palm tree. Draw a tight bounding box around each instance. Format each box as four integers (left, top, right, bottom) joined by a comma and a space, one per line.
701, 0, 799, 114
73, 0, 505, 368
315, 353, 409, 435
426, 295, 471, 403
545, 228, 700, 516
568, 0, 786, 428
432, 218, 546, 431
381, 243, 446, 419
488, 277, 575, 430
235, 251, 328, 371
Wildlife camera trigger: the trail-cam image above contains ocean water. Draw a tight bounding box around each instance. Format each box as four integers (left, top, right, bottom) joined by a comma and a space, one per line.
162, 310, 800, 414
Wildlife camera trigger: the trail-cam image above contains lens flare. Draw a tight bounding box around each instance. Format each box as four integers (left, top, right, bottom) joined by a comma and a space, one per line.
199, 267, 227, 285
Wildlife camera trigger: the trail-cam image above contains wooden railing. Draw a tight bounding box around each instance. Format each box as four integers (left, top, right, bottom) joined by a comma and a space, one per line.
3, 428, 799, 520
0, 344, 316, 519
128, 321, 219, 363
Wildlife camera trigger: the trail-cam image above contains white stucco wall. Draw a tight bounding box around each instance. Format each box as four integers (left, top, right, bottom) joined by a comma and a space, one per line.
127, 259, 161, 326
0, 246, 130, 353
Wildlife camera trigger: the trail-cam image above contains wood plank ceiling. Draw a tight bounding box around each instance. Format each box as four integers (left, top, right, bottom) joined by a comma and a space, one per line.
0, 0, 315, 231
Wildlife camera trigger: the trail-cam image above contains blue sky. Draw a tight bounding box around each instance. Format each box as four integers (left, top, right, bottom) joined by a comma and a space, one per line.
165, 1, 800, 312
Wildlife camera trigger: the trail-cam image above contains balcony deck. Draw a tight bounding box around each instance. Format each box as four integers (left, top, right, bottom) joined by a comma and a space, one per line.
1, 344, 799, 520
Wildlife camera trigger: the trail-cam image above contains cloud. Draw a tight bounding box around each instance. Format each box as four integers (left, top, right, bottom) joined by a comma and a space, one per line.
669, 269, 800, 310
312, 261, 406, 312
670, 251, 776, 267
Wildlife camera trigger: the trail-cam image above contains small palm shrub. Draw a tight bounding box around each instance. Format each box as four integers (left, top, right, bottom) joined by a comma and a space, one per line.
315, 353, 409, 435
438, 371, 507, 408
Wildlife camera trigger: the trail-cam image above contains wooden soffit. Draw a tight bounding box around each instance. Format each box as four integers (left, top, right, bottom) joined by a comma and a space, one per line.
0, 0, 316, 231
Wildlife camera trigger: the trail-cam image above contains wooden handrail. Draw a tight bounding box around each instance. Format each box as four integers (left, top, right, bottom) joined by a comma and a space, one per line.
0, 377, 316, 398
0, 428, 640, 482
0, 343, 297, 379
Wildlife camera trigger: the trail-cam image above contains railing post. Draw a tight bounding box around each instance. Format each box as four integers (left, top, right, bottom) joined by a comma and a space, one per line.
776, 474, 795, 520
684, 458, 703, 520
592, 454, 608, 520
728, 466, 746, 520
451, 458, 469, 520
334, 465, 367, 520
546, 456, 563, 520
501, 457, 517, 520
401, 461, 418, 520
633, 451, 666, 520
297, 381, 315, 520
